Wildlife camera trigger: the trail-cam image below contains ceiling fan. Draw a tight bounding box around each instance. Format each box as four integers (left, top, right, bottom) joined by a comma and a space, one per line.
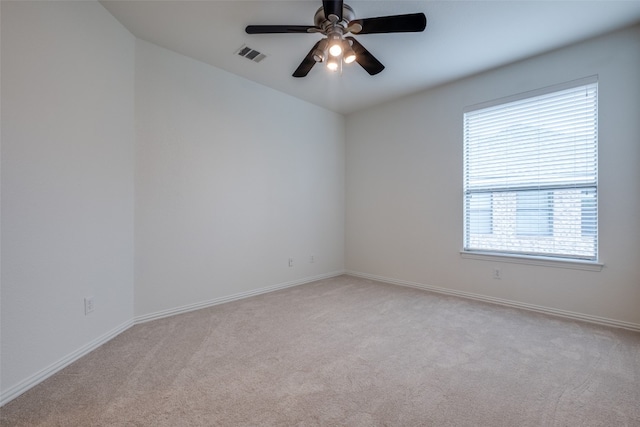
245, 0, 427, 77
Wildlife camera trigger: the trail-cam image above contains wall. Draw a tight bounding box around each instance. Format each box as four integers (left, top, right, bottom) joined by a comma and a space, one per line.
346, 25, 640, 327
2, 0, 635, 409
1, 1, 344, 403
1, 1, 135, 403
134, 40, 345, 318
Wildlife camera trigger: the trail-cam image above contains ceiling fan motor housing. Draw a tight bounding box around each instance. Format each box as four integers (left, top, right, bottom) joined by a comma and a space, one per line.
314, 4, 356, 33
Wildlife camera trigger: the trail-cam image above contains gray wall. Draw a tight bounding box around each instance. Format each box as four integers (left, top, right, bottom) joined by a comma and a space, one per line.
2, 0, 638, 408
134, 40, 345, 318
346, 25, 640, 327
1, 1, 345, 404
1, 1, 135, 402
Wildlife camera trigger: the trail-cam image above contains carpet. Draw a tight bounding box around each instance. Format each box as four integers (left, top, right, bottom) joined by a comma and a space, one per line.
2, 275, 639, 426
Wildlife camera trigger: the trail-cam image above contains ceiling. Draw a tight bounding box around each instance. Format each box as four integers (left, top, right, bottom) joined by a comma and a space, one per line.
100, 1, 640, 115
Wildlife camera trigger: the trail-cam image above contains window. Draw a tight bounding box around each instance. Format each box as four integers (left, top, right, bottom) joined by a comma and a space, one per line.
469, 193, 493, 235
463, 78, 598, 261
516, 190, 553, 237
581, 189, 597, 237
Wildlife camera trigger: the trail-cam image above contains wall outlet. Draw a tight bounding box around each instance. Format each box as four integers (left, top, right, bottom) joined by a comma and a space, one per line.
288, 258, 294, 267
493, 268, 502, 280
309, 255, 315, 263
84, 296, 95, 315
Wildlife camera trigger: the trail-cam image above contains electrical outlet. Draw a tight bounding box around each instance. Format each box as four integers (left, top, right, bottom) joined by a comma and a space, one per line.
310, 255, 315, 263
493, 268, 502, 280
84, 296, 95, 315
288, 258, 294, 268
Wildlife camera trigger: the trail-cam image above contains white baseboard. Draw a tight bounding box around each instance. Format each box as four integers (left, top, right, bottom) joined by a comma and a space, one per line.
133, 270, 347, 324
11, 269, 631, 408
346, 270, 640, 332
1, 271, 346, 407
0, 319, 134, 407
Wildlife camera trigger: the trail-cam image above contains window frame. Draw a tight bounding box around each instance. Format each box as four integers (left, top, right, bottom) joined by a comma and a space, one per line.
461, 77, 602, 270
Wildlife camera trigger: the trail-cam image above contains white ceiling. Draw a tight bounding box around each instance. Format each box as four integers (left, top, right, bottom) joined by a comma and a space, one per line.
100, 0, 640, 114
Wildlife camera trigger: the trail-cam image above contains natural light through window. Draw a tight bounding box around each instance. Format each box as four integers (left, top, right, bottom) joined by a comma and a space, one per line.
463, 78, 598, 261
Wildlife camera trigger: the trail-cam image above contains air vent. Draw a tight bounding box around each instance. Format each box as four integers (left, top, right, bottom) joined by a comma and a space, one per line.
236, 45, 266, 63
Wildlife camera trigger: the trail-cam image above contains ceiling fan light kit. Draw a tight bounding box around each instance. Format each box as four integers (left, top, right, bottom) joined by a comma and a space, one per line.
245, 0, 426, 78
328, 33, 343, 57
343, 43, 356, 64
326, 56, 340, 72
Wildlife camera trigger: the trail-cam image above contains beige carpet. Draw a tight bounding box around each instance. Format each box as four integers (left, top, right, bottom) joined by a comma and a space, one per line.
2, 275, 639, 426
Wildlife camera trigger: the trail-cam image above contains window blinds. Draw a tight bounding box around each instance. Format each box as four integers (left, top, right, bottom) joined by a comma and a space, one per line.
463, 79, 598, 260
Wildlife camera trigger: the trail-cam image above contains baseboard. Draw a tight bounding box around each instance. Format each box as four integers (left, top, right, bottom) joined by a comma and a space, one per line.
134, 270, 347, 324
346, 270, 640, 332
0, 319, 134, 407
1, 271, 347, 407
13, 269, 632, 407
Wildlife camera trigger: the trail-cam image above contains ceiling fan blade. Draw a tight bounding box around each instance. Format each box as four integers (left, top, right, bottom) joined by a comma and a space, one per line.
323, 0, 343, 22
350, 13, 427, 34
293, 41, 322, 78
245, 25, 318, 34
345, 37, 384, 76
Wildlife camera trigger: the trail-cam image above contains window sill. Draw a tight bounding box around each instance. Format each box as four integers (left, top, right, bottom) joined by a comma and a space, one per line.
460, 251, 604, 271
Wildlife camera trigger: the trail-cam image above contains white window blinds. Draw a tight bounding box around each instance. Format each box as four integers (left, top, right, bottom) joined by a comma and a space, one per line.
463, 78, 598, 260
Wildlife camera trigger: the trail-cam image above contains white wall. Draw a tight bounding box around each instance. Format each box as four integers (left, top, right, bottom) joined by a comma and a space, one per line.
346, 25, 640, 327
134, 40, 345, 318
0, 1, 344, 403
1, 1, 135, 402
2, 0, 636, 408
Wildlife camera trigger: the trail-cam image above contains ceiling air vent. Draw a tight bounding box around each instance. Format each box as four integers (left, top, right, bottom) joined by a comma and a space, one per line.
236, 45, 266, 63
